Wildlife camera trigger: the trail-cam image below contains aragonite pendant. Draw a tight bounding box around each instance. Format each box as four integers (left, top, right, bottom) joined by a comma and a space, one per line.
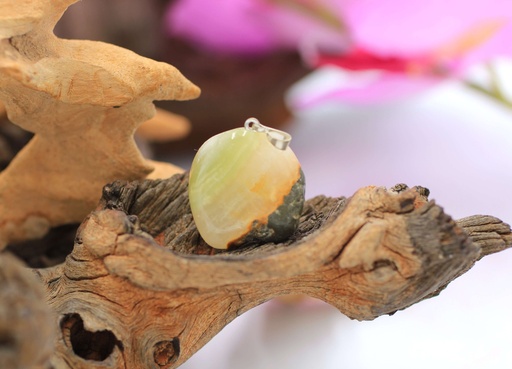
188, 118, 305, 250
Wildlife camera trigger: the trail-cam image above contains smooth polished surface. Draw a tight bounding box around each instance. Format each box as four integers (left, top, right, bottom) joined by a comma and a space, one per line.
189, 127, 302, 249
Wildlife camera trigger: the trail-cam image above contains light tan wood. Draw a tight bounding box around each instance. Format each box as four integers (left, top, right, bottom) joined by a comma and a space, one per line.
0, 0, 200, 247
136, 109, 191, 142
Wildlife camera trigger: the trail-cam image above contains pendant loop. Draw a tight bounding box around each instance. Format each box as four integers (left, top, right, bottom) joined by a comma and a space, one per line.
244, 117, 291, 150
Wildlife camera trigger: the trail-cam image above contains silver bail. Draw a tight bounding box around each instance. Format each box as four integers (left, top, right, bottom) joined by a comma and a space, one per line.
244, 117, 291, 150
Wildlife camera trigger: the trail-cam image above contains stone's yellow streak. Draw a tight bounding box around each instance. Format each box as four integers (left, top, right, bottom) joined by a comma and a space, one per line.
189, 127, 301, 249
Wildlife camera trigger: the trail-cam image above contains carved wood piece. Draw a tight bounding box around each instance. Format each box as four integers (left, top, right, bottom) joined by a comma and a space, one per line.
0, 0, 200, 247
38, 174, 512, 369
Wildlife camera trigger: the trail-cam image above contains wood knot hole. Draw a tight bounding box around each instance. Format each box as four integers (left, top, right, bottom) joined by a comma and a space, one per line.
154, 338, 180, 368
61, 314, 120, 361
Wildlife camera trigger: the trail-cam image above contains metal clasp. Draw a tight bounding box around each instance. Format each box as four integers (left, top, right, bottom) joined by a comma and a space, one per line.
244, 117, 292, 150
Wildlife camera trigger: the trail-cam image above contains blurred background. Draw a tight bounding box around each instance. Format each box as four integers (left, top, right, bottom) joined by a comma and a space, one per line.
47, 0, 512, 367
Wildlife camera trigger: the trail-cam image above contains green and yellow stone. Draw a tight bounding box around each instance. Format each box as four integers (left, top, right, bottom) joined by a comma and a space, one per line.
189, 126, 305, 249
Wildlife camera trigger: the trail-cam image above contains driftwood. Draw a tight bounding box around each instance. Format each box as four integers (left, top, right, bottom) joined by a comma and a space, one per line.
0, 252, 55, 369
0, 0, 199, 247
31, 174, 511, 369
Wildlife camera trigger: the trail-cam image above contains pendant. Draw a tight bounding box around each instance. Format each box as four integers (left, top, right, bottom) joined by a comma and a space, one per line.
188, 118, 305, 250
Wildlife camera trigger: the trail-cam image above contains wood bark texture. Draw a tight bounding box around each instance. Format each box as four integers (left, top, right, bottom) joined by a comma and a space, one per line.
0, 0, 200, 247
33, 173, 511, 369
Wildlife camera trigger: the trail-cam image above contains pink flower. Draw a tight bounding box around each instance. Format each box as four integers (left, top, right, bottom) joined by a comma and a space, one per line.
292, 0, 512, 107
164, 0, 347, 56
164, 0, 512, 106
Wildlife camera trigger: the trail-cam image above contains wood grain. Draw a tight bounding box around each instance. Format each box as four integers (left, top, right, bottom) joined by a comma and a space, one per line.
0, 0, 199, 247
36, 174, 511, 369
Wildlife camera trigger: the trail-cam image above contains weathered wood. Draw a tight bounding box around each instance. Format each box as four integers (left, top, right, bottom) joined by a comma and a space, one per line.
0, 253, 55, 369
0, 0, 199, 247
457, 215, 511, 258
37, 174, 511, 369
